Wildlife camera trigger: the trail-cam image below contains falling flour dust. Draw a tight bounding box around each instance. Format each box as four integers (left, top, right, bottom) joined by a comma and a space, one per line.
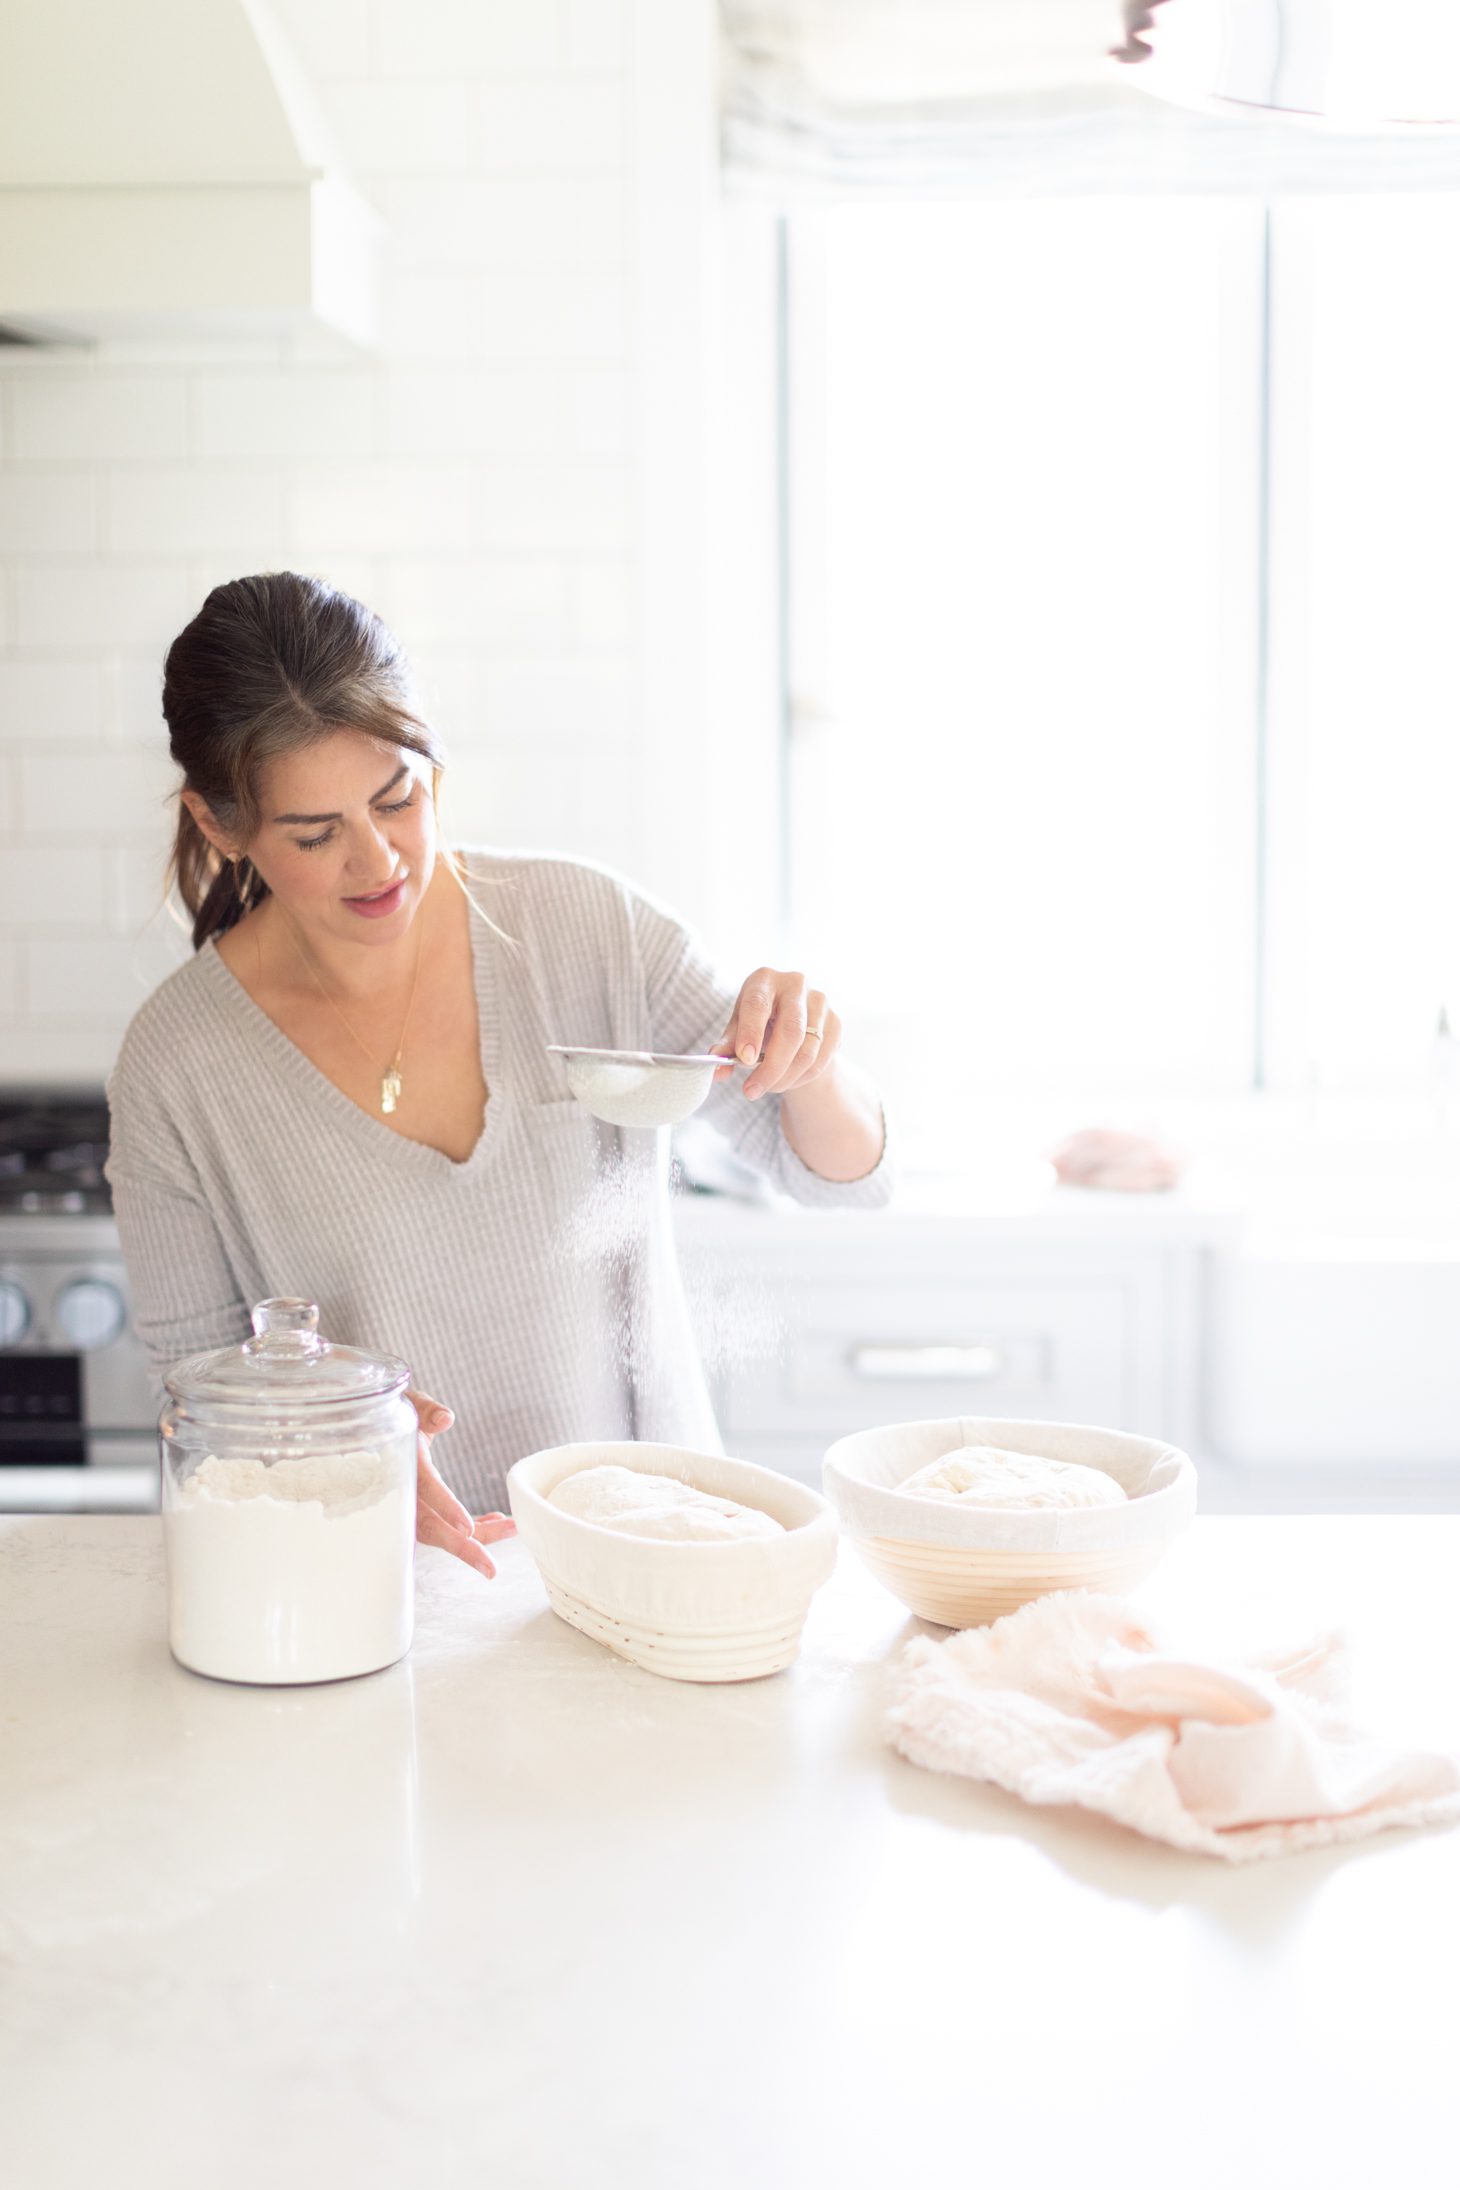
553, 1137, 785, 1435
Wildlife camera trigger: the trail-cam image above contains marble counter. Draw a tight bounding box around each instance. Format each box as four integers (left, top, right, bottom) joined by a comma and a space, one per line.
4, 1515, 1459, 2190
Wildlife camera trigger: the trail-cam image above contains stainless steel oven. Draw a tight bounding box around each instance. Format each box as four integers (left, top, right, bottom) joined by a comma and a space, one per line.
0, 1093, 159, 1512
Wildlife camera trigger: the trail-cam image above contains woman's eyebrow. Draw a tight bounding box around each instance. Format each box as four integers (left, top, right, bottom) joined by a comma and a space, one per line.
272, 762, 410, 826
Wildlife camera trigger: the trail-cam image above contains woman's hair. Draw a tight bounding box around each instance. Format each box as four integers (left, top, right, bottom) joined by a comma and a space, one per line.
163, 571, 446, 951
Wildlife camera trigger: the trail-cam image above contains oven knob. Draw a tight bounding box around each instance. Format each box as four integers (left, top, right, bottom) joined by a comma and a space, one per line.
54, 1277, 125, 1351
0, 1280, 30, 1348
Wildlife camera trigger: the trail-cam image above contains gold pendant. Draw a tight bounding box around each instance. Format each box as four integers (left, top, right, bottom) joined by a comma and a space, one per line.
381, 1069, 402, 1115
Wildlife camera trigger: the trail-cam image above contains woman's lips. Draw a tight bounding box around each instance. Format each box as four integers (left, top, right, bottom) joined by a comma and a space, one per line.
344, 876, 407, 919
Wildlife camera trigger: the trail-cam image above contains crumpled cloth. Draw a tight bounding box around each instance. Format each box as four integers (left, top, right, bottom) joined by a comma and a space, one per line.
888, 1592, 1460, 1863
1050, 1127, 1182, 1192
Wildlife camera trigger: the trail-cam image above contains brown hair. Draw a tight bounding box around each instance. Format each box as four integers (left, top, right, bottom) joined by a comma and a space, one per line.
163, 571, 446, 951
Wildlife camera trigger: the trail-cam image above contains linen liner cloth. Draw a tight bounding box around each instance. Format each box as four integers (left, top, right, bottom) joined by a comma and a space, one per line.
888, 1590, 1460, 1863
826, 1418, 1197, 1552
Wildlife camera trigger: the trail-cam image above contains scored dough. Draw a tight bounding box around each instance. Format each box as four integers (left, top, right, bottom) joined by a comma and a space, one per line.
896, 1447, 1126, 1511
549, 1464, 784, 1542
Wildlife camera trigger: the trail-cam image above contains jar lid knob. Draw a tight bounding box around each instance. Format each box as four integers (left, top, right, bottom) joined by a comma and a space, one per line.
245, 1298, 323, 1356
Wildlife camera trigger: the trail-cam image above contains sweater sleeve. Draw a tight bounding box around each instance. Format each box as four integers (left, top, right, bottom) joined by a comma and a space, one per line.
105, 1033, 252, 1390
628, 882, 896, 1210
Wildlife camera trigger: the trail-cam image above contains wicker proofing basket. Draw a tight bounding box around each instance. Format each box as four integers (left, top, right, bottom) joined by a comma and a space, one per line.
822, 1416, 1197, 1629
507, 1441, 839, 1682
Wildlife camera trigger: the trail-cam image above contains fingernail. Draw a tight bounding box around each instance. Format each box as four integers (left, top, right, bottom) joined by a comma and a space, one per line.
739, 1044, 757, 1064
746, 1084, 763, 1101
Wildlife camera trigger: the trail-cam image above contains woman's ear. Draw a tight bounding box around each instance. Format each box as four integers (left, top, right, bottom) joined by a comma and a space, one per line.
181, 789, 240, 860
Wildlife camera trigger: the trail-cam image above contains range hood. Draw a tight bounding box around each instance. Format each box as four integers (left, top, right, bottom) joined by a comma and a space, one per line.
0, 0, 378, 347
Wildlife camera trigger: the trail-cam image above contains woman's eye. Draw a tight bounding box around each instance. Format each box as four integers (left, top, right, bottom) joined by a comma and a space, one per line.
379, 794, 416, 815
295, 830, 333, 852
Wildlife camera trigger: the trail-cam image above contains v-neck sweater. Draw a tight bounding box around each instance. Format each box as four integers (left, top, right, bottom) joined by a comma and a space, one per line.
104, 848, 894, 1511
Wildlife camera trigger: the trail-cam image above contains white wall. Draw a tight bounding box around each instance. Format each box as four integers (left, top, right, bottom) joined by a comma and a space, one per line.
0, 0, 736, 1083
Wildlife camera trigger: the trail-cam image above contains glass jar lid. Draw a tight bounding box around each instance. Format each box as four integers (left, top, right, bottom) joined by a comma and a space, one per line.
163, 1298, 410, 1411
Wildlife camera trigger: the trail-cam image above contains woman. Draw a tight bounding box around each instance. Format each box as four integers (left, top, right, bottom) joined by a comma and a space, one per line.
106, 573, 893, 1580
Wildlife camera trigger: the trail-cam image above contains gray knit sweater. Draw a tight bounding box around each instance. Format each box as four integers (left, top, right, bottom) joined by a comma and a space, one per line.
105, 849, 894, 1510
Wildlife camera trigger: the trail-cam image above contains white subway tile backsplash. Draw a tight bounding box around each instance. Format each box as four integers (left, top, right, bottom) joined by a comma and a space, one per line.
0, 0, 665, 1084
407, 647, 486, 732
569, 561, 632, 646
106, 469, 286, 556
571, 368, 629, 457
483, 657, 633, 743
19, 746, 177, 839
379, 269, 629, 364
377, 0, 560, 77
9, 377, 189, 463
0, 660, 108, 745
289, 463, 480, 554
23, 933, 163, 1019
273, 0, 377, 81
561, 0, 626, 72
192, 373, 378, 461
441, 735, 641, 874
388, 559, 571, 647
379, 177, 625, 274
319, 80, 473, 174
108, 655, 168, 745
472, 80, 624, 171
12, 563, 195, 653
381, 367, 607, 458
113, 841, 180, 935
0, 474, 99, 554
476, 459, 627, 551
0, 845, 110, 928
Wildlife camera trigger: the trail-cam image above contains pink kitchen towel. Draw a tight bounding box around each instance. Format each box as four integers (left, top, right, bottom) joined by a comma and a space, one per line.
888, 1591, 1460, 1862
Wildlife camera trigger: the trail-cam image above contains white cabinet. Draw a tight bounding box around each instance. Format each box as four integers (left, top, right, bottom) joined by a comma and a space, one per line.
672, 1194, 1219, 1486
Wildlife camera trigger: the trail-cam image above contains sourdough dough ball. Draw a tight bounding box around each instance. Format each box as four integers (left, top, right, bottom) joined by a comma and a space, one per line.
897, 1447, 1126, 1511
549, 1464, 784, 1542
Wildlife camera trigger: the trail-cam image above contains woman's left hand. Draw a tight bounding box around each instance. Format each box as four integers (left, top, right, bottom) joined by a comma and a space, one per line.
711, 968, 842, 1100
407, 1388, 517, 1581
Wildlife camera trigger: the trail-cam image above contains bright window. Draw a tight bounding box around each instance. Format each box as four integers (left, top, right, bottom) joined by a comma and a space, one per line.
784, 194, 1460, 1151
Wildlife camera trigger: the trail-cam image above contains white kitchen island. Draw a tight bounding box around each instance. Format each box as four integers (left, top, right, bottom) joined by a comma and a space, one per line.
4, 1515, 1458, 2190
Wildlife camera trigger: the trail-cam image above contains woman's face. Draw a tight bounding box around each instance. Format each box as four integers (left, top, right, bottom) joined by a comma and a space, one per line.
240, 728, 438, 947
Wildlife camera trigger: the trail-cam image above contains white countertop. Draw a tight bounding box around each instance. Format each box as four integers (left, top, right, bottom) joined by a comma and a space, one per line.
4, 1515, 1459, 2190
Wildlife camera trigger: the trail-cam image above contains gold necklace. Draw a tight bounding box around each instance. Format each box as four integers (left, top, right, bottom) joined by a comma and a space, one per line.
284, 899, 427, 1115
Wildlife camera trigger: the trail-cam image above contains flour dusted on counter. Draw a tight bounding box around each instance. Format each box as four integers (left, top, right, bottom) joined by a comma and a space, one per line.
164, 1448, 413, 1684
550, 1464, 783, 1542
897, 1448, 1126, 1512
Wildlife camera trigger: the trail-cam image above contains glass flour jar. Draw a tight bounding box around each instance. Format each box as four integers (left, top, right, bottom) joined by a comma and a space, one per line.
159, 1298, 417, 1685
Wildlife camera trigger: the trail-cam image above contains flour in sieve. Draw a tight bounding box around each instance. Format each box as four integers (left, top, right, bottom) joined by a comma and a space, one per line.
164, 1448, 413, 1684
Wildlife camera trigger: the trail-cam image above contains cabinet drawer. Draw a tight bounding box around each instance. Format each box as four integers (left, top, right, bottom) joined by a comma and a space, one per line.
716, 1279, 1129, 1441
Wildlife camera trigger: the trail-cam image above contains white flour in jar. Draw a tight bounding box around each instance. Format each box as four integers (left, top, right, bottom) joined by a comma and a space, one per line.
164, 1448, 413, 1685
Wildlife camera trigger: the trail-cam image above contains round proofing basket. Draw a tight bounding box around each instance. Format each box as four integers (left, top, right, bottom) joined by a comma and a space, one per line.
507, 1441, 839, 1682
822, 1416, 1197, 1629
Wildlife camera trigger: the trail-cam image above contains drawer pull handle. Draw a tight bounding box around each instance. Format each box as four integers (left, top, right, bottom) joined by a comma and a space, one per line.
850, 1343, 1005, 1382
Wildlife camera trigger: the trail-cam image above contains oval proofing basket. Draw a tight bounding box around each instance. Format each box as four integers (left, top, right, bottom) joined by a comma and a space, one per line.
823, 1416, 1197, 1629
507, 1441, 839, 1682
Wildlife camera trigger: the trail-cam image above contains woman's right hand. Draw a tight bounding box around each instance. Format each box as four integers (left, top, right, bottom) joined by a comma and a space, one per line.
407, 1388, 517, 1580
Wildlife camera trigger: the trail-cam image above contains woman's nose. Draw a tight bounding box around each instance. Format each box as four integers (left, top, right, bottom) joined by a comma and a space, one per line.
346, 815, 399, 874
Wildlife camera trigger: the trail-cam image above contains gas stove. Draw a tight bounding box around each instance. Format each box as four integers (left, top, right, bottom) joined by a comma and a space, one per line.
0, 1091, 112, 1214
0, 1090, 158, 1512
